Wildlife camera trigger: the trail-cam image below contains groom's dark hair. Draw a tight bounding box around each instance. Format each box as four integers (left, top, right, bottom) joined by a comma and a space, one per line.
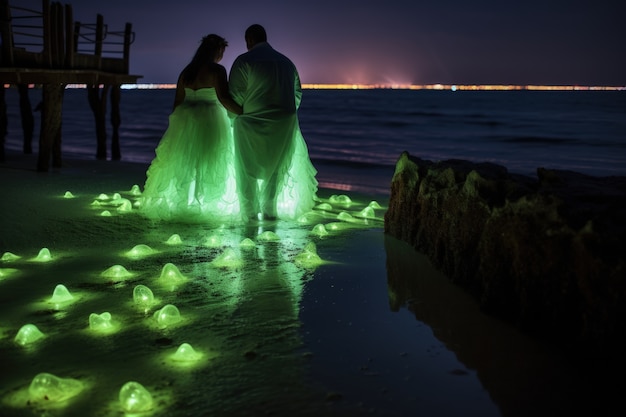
245, 24, 267, 44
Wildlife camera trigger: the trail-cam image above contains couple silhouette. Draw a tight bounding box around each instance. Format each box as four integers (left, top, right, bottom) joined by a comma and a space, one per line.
141, 24, 318, 223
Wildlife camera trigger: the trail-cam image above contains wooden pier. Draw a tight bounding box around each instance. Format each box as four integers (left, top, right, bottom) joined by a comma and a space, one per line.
0, 0, 142, 171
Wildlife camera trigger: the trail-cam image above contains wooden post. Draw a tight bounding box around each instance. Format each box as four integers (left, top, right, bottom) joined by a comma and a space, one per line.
37, 82, 65, 171
0, 0, 15, 67
87, 83, 109, 160
0, 84, 6, 162
64, 4, 74, 68
123, 23, 132, 74
17, 84, 34, 154
110, 84, 121, 160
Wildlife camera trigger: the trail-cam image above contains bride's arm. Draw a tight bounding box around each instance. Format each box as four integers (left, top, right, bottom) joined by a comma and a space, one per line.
215, 66, 243, 115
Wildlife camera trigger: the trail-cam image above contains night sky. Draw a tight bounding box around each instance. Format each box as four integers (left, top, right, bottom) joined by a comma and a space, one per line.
21, 0, 626, 85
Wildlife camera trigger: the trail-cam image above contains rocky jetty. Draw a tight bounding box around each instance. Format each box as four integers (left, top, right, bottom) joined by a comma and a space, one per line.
384, 152, 626, 354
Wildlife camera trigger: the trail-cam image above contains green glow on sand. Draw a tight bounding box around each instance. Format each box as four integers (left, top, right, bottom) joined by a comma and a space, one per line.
357, 206, 376, 219
29, 372, 84, 402
88, 312, 119, 334
101, 265, 133, 279
315, 203, 332, 211
49, 284, 74, 303
133, 284, 155, 309
368, 200, 382, 209
204, 234, 223, 247
310, 224, 329, 237
294, 242, 325, 269
329, 194, 353, 206
63, 191, 75, 198
1, 251, 21, 261
211, 248, 243, 269
116, 199, 133, 213
14, 324, 46, 346
165, 234, 183, 245
129, 184, 142, 196
159, 263, 187, 283
0, 268, 19, 280
257, 231, 280, 242
119, 381, 153, 413
32, 248, 52, 262
170, 342, 203, 362
125, 244, 157, 259
100, 210, 112, 216
97, 193, 110, 200
153, 304, 182, 329
239, 237, 256, 248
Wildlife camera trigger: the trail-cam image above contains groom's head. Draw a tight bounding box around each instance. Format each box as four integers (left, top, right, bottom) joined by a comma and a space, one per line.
245, 24, 267, 50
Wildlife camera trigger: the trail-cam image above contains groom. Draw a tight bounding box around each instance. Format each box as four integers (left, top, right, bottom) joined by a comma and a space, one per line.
229, 24, 302, 221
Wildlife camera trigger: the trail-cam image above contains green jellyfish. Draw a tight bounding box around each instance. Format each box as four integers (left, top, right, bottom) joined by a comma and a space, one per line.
15, 324, 46, 346
171, 343, 203, 362
29, 373, 83, 402
133, 285, 155, 308
154, 304, 181, 328
119, 381, 153, 412
49, 284, 74, 303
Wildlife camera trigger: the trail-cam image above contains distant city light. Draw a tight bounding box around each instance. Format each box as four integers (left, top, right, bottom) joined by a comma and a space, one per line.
5, 83, 625, 91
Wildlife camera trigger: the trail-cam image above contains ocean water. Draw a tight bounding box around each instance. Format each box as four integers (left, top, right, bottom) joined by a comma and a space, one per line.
3, 88, 626, 194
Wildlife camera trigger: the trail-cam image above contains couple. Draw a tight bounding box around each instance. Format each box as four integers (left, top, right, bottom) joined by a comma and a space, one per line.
141, 24, 318, 223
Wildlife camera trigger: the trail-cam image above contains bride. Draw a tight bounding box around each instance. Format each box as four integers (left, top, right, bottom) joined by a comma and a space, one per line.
140, 34, 243, 222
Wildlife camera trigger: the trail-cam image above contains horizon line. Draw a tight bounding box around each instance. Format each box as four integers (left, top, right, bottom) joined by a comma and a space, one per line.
23, 83, 625, 91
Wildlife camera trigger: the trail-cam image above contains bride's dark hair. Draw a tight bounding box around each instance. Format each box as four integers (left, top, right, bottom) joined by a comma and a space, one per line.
181, 34, 228, 84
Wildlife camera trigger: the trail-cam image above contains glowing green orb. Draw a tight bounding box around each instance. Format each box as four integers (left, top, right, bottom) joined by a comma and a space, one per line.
32, 248, 52, 262
49, 284, 74, 303
368, 200, 382, 209
329, 194, 352, 205
315, 203, 332, 211
239, 238, 256, 248
29, 373, 83, 402
294, 242, 323, 268
102, 264, 132, 279
257, 231, 280, 242
97, 193, 110, 200
63, 191, 75, 198
337, 211, 355, 222
126, 244, 156, 259
15, 324, 46, 346
119, 381, 153, 413
211, 248, 243, 269
166, 234, 183, 245
310, 224, 329, 237
133, 284, 155, 308
159, 263, 186, 282
204, 234, 223, 247
357, 206, 376, 219
171, 342, 202, 362
100, 210, 112, 217
116, 199, 133, 213
129, 184, 142, 196
1, 251, 21, 261
89, 312, 113, 332
154, 304, 181, 328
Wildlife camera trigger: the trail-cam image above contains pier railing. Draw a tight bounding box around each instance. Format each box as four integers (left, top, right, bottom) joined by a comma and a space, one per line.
0, 0, 142, 170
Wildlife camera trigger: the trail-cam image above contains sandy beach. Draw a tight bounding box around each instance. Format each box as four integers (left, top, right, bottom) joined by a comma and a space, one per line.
1, 150, 621, 417
0, 151, 396, 416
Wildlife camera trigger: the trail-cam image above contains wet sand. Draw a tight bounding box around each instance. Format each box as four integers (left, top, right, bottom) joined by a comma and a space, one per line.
0, 152, 621, 416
